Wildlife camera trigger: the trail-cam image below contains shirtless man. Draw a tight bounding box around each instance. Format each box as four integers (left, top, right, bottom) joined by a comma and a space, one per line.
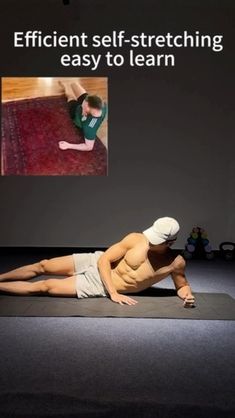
0, 217, 195, 308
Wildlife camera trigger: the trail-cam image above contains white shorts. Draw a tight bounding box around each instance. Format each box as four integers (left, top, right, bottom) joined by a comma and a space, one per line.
72, 251, 109, 299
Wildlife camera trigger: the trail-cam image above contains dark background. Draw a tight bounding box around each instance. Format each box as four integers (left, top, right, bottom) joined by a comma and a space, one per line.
0, 0, 234, 248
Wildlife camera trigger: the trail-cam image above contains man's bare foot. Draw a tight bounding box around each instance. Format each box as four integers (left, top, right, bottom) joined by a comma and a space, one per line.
58, 80, 66, 91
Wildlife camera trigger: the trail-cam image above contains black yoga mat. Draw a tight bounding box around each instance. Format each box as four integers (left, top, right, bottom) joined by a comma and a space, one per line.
0, 287, 234, 319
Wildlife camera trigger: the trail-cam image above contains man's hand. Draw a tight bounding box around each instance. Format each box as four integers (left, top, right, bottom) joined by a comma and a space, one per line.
58, 141, 70, 150
183, 293, 195, 308
177, 286, 195, 308
110, 293, 138, 306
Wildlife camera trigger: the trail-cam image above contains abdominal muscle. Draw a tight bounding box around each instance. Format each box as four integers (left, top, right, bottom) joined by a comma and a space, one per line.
111, 257, 173, 294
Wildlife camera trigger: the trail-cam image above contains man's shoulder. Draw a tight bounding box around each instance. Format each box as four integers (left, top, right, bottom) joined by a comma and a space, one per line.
121, 232, 148, 247
75, 103, 82, 113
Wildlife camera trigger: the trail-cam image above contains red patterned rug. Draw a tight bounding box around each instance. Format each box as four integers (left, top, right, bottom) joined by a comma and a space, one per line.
1, 95, 107, 176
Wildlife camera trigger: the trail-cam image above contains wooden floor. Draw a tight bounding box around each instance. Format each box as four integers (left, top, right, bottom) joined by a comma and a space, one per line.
1, 77, 108, 147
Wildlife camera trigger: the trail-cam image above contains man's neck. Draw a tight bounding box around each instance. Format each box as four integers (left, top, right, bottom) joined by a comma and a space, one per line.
149, 245, 170, 256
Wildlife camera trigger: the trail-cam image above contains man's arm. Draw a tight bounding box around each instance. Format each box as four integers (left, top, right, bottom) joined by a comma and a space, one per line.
98, 233, 149, 306
58, 139, 94, 151
171, 255, 195, 308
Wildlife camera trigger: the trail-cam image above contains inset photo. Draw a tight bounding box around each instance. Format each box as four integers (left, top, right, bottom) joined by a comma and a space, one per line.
1, 77, 108, 175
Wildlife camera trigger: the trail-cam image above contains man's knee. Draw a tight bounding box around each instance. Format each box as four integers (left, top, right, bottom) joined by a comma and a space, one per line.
37, 279, 55, 294
71, 82, 86, 96
38, 259, 49, 274
29, 280, 49, 294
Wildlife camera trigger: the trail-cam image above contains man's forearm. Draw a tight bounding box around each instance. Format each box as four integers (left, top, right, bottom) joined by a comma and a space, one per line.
67, 143, 93, 151
97, 258, 118, 296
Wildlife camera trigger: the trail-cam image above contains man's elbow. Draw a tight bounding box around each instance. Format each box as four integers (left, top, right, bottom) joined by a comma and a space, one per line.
97, 254, 109, 267
86, 143, 94, 151
85, 139, 95, 150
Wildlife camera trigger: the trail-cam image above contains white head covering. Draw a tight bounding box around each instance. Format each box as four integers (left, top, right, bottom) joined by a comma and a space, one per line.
143, 217, 180, 245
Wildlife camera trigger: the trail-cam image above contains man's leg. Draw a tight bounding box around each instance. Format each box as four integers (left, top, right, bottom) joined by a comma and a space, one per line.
58, 80, 78, 102
0, 255, 75, 282
0, 276, 77, 297
70, 81, 87, 99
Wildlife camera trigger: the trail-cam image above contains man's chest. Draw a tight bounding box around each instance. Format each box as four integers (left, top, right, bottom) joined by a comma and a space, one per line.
147, 251, 173, 272
117, 254, 173, 280
136, 256, 173, 280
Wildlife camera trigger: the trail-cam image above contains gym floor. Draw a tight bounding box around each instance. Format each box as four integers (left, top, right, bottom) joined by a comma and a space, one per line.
1, 77, 108, 148
0, 253, 234, 418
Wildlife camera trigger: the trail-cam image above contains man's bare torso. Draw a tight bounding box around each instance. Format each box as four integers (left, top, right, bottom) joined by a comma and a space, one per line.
106, 233, 178, 293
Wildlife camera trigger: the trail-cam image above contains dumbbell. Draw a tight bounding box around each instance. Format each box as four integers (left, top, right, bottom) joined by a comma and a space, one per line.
219, 242, 235, 261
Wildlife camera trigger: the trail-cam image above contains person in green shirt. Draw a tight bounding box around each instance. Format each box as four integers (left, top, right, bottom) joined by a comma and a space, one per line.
58, 80, 107, 151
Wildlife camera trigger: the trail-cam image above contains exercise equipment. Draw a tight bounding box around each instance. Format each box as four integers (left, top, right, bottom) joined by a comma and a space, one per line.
219, 242, 235, 261
183, 227, 214, 260
0, 292, 234, 320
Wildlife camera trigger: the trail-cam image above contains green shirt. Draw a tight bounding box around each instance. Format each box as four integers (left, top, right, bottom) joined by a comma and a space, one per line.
73, 103, 107, 140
